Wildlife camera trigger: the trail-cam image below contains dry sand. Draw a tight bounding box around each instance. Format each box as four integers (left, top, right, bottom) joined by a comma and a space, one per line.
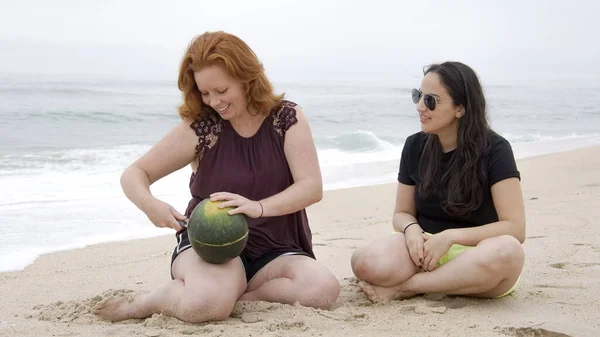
1, 146, 599, 337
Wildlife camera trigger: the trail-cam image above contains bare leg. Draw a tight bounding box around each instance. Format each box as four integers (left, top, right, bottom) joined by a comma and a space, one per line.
93, 249, 246, 323
92, 282, 184, 321
351, 232, 420, 287
357, 235, 524, 303
239, 255, 340, 309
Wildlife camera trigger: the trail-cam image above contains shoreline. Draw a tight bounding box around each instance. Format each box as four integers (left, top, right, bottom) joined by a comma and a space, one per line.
2, 143, 600, 274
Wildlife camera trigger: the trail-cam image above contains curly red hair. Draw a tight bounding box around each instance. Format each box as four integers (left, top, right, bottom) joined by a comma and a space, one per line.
177, 31, 284, 120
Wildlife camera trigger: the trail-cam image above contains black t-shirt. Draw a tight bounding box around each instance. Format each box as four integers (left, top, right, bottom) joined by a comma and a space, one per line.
397, 131, 520, 234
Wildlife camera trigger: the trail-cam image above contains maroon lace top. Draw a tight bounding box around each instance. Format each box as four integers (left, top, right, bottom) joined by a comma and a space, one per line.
183, 100, 315, 260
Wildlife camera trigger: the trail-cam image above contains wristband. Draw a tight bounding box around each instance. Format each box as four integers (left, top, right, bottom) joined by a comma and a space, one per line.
402, 222, 419, 233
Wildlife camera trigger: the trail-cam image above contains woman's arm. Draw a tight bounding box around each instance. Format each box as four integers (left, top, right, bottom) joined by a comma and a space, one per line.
393, 181, 428, 268
445, 177, 526, 245
392, 183, 420, 232
258, 105, 323, 217
121, 119, 198, 218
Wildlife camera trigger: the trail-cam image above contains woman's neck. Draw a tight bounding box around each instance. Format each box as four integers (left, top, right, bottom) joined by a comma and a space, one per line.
229, 109, 267, 137
436, 123, 459, 153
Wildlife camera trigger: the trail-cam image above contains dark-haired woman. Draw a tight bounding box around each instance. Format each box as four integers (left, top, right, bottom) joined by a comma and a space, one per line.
351, 61, 526, 302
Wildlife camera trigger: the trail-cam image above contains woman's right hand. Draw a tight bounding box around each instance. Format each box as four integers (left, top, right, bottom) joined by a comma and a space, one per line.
142, 197, 187, 232
404, 224, 425, 270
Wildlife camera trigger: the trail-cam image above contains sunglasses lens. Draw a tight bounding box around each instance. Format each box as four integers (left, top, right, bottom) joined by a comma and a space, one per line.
411, 89, 421, 104
412, 89, 437, 110
424, 94, 436, 110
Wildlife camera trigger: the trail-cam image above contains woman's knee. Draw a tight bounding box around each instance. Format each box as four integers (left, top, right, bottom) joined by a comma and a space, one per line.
351, 250, 379, 281
298, 270, 340, 309
351, 240, 402, 283
480, 235, 525, 275
350, 246, 371, 278
178, 291, 236, 323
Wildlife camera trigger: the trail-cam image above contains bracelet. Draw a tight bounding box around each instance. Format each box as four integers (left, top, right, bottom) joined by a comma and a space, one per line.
258, 201, 264, 218
402, 222, 419, 233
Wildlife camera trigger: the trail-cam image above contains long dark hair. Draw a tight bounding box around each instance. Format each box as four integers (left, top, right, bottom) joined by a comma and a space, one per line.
418, 61, 492, 218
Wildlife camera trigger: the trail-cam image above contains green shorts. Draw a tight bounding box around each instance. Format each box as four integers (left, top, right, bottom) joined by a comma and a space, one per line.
393, 231, 519, 298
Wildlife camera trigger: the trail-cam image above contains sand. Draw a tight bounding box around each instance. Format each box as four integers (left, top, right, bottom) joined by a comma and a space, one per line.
1, 146, 599, 337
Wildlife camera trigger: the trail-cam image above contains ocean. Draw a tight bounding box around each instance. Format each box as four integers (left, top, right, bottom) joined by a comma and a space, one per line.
1, 75, 599, 272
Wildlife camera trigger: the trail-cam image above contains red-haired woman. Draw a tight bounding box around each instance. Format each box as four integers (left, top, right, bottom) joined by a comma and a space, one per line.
94, 31, 340, 323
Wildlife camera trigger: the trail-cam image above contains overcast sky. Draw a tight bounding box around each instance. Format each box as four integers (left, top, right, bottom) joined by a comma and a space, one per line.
1, 0, 598, 85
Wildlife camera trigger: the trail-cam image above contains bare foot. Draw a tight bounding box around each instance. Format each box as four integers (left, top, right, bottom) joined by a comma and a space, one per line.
357, 281, 417, 303
93, 291, 145, 322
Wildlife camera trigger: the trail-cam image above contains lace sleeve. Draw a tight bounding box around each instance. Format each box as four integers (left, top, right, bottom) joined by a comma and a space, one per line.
189, 114, 223, 159
273, 100, 299, 136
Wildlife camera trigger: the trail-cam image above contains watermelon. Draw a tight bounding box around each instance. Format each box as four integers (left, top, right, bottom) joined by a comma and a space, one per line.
187, 199, 249, 264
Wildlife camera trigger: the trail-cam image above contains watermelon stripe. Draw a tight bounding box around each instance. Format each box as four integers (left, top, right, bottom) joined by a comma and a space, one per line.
189, 230, 249, 247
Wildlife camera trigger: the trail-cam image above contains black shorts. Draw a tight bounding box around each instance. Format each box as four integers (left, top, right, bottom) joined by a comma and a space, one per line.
171, 230, 312, 283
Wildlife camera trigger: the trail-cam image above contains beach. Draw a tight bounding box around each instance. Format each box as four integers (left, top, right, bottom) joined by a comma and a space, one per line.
2, 1, 600, 336
1, 145, 598, 337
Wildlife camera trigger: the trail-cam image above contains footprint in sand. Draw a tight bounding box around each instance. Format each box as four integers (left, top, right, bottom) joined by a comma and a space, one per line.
534, 284, 585, 290
549, 262, 570, 269
550, 262, 600, 270
496, 326, 571, 337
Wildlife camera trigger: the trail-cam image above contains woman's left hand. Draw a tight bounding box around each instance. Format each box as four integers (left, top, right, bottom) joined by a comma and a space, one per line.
210, 192, 263, 218
421, 231, 454, 272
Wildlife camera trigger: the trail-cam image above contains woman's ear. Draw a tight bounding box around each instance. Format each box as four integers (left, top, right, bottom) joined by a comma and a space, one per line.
455, 106, 465, 119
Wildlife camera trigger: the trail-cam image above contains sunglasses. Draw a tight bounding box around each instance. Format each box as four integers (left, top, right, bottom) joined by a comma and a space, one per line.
411, 88, 439, 111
